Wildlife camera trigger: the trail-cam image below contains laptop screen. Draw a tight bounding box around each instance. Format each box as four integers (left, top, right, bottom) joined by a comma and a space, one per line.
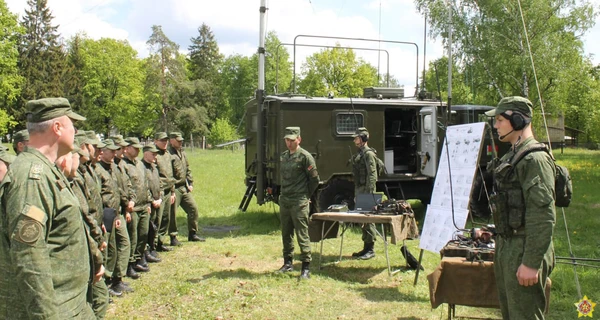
353, 193, 383, 213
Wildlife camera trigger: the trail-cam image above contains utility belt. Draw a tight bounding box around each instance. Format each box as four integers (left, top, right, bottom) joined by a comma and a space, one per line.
489, 191, 526, 238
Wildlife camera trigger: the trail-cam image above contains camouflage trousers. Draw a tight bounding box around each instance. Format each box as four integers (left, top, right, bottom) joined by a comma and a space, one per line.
168, 189, 199, 235
279, 197, 311, 262
106, 214, 130, 278
91, 278, 109, 319
157, 191, 172, 245
494, 236, 553, 320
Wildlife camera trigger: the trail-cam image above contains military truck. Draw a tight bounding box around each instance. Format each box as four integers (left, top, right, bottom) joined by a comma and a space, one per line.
239, 87, 498, 213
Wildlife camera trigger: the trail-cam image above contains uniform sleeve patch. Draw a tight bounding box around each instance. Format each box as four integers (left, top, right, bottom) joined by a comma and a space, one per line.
29, 163, 43, 180
307, 165, 313, 171
21, 204, 47, 224
13, 218, 43, 245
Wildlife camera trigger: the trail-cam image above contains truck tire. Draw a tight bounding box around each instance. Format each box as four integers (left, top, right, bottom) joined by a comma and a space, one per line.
316, 179, 355, 213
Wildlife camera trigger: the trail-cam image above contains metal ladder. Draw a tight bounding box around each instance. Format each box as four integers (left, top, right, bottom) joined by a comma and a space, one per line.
238, 179, 256, 212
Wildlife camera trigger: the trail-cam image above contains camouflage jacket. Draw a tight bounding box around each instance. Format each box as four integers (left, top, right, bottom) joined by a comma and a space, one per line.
79, 162, 104, 236
156, 148, 175, 193
122, 157, 151, 211
71, 173, 104, 272
0, 148, 92, 319
168, 145, 193, 192
114, 157, 135, 208
95, 160, 122, 211
351, 145, 377, 194
142, 159, 163, 201
280, 146, 319, 201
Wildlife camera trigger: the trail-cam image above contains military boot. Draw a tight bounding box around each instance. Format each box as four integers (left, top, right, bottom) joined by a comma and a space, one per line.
352, 243, 368, 258
276, 259, 293, 273
111, 277, 131, 294
145, 250, 162, 263
188, 231, 205, 242
299, 261, 310, 280
106, 278, 122, 297
133, 259, 150, 273
126, 263, 141, 279
170, 235, 182, 247
157, 241, 173, 252
357, 242, 375, 260
140, 254, 149, 267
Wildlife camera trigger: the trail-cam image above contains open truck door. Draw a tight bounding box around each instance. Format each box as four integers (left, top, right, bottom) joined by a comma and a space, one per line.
419, 106, 438, 178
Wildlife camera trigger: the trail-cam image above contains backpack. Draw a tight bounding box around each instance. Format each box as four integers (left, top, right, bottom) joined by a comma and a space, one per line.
365, 149, 386, 176
509, 143, 572, 207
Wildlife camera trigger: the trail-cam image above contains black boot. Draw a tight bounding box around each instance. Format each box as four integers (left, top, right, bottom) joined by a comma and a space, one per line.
106, 278, 122, 297
145, 250, 162, 263
157, 243, 173, 252
170, 235, 182, 247
352, 244, 368, 257
111, 277, 132, 294
133, 259, 150, 272
126, 263, 141, 279
277, 259, 293, 273
299, 261, 310, 280
357, 242, 375, 260
140, 254, 149, 267
188, 231, 205, 242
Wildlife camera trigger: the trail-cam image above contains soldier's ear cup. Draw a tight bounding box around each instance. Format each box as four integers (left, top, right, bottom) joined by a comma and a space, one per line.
509, 111, 530, 130
360, 134, 368, 142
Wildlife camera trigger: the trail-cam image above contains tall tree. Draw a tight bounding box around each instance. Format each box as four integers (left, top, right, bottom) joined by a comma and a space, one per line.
220, 54, 255, 131
64, 33, 86, 116
17, 0, 65, 119
253, 31, 293, 95
0, 0, 23, 133
298, 45, 378, 97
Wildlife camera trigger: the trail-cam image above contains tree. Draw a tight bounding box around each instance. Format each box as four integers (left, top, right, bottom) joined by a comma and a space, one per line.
208, 118, 238, 149
297, 45, 378, 97
220, 54, 255, 131
77, 37, 145, 135
17, 0, 66, 119
253, 31, 293, 95
0, 0, 24, 126
64, 33, 86, 116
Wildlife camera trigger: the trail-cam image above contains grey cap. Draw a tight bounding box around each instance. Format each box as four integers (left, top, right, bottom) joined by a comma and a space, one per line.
26, 97, 86, 123
485, 96, 533, 118
125, 137, 143, 149
284, 127, 300, 140
169, 132, 184, 141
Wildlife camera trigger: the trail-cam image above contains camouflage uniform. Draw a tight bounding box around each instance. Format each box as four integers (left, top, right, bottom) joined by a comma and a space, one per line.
0, 97, 94, 319
142, 144, 163, 254
12, 129, 29, 155
155, 132, 176, 248
487, 97, 555, 320
351, 142, 378, 245
279, 127, 320, 267
168, 132, 200, 239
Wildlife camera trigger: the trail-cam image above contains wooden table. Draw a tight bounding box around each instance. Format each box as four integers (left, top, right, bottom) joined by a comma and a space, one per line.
310, 212, 419, 276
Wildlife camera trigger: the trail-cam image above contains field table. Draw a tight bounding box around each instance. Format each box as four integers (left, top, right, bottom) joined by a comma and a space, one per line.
310, 212, 419, 276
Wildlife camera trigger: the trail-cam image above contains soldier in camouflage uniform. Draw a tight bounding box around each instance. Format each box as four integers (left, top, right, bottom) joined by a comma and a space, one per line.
12, 129, 29, 155
277, 127, 320, 280
168, 132, 204, 242
123, 137, 153, 274
141, 144, 163, 263
154, 132, 177, 251
0, 147, 16, 182
486, 96, 555, 320
349, 127, 379, 260
95, 139, 133, 295
0, 98, 95, 319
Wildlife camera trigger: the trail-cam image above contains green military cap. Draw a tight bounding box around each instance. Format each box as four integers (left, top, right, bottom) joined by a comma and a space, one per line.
25, 97, 86, 123
154, 132, 168, 140
125, 137, 143, 148
485, 96, 533, 118
284, 127, 301, 140
96, 140, 107, 149
352, 127, 369, 138
74, 132, 89, 145
13, 130, 29, 143
101, 139, 120, 151
0, 150, 16, 164
85, 130, 100, 145
143, 144, 159, 153
110, 135, 128, 147
169, 132, 184, 141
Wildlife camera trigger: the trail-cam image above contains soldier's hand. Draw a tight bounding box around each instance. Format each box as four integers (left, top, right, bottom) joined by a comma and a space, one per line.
147, 206, 151, 214
125, 212, 132, 223
99, 241, 107, 252
127, 201, 135, 212
94, 265, 105, 284
189, 185, 194, 192
170, 193, 176, 204
516, 264, 539, 286
101, 224, 107, 234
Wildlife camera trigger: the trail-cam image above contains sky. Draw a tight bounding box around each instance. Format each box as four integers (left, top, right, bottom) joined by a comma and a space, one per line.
5, 0, 600, 94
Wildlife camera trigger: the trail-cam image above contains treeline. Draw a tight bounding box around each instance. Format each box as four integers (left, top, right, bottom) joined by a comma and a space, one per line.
1, 0, 600, 144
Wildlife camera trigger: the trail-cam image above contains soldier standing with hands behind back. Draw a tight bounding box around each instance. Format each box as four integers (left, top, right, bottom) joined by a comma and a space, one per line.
349, 127, 378, 260
486, 96, 555, 320
276, 127, 320, 280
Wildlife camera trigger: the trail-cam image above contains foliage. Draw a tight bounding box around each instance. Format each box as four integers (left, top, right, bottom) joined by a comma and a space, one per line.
253, 31, 293, 95
63, 33, 86, 117
77, 37, 145, 135
207, 118, 238, 148
0, 109, 17, 136
220, 54, 255, 132
0, 0, 24, 112
298, 45, 378, 97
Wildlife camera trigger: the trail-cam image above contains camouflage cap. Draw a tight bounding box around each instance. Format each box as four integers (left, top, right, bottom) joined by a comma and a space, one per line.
352, 127, 369, 138
13, 130, 29, 143
485, 96, 533, 118
85, 131, 100, 145
154, 132, 168, 140
125, 137, 143, 148
0, 150, 16, 164
75, 132, 89, 145
101, 139, 120, 151
26, 97, 86, 123
110, 135, 128, 147
284, 127, 301, 140
96, 140, 107, 149
169, 132, 184, 141
143, 143, 159, 153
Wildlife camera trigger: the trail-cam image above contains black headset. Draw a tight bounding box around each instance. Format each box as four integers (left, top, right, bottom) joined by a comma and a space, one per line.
501, 111, 531, 130
359, 134, 368, 142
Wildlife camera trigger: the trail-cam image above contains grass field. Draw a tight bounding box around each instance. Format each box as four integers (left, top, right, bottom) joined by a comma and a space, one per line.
4, 144, 598, 319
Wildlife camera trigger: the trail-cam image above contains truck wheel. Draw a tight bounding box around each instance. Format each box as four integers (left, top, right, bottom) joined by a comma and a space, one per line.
316, 179, 355, 212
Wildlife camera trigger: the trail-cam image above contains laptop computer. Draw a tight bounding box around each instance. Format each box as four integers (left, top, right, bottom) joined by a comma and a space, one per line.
352, 193, 383, 213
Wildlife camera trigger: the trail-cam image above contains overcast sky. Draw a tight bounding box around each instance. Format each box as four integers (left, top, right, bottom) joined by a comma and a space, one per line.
5, 0, 600, 93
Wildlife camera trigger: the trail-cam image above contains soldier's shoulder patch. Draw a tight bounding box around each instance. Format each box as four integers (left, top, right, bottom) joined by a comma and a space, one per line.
21, 204, 47, 224
29, 163, 43, 180
14, 218, 43, 245
307, 165, 314, 171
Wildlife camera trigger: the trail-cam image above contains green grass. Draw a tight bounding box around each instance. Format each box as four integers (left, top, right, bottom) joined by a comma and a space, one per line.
65, 148, 600, 319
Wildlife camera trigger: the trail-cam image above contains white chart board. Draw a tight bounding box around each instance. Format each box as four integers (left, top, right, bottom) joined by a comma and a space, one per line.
419, 122, 486, 253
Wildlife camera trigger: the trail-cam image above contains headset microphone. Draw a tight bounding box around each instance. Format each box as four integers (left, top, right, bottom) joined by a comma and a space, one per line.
498, 130, 514, 141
